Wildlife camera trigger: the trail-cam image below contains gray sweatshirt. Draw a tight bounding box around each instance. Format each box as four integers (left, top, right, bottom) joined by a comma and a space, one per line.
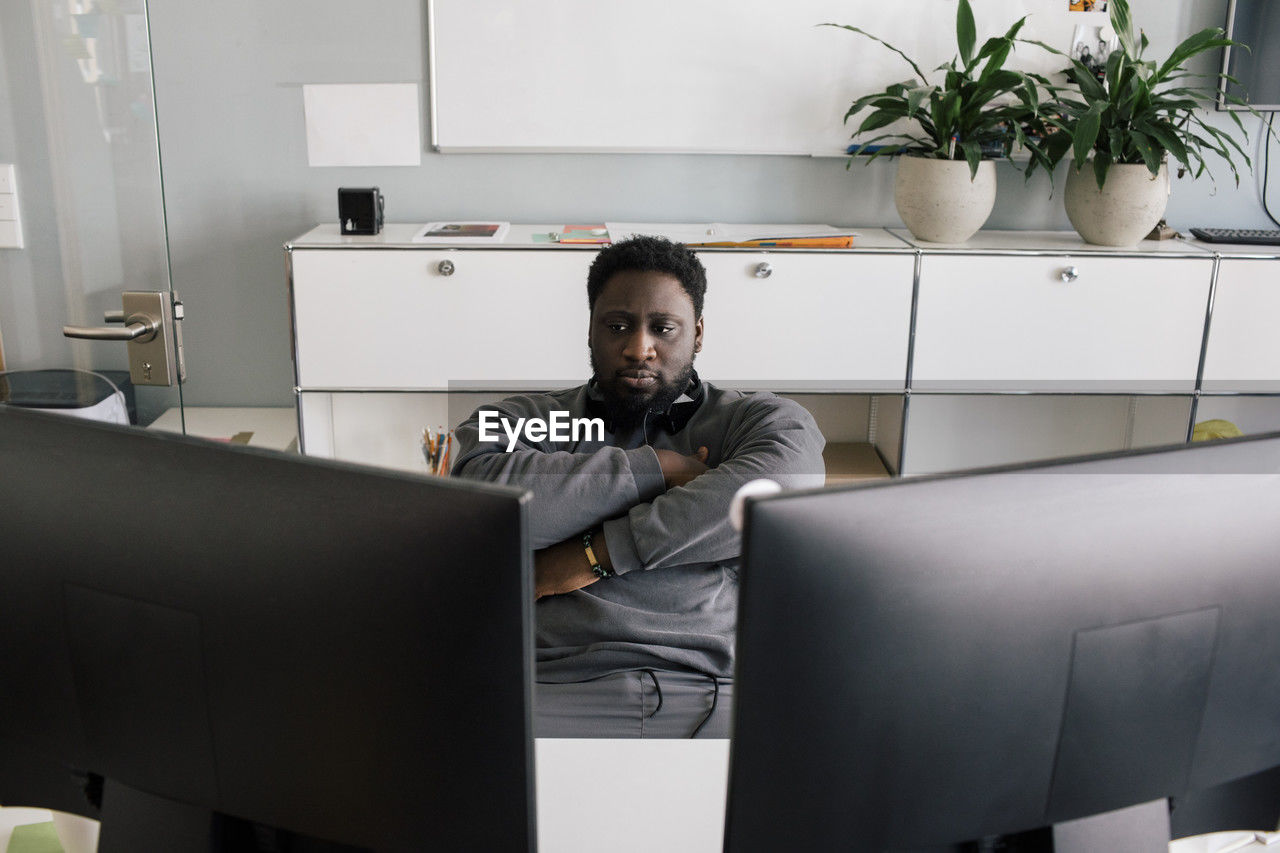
451, 378, 826, 682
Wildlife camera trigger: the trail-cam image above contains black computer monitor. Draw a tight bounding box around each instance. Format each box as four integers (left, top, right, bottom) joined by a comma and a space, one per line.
726, 432, 1280, 852
0, 406, 535, 852
1219, 0, 1280, 111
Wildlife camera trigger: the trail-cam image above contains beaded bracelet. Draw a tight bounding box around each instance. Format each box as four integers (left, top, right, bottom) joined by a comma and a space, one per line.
583, 529, 613, 578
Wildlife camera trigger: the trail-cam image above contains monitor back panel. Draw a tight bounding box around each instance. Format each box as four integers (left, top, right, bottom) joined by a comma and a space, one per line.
0, 407, 534, 851
728, 434, 1280, 850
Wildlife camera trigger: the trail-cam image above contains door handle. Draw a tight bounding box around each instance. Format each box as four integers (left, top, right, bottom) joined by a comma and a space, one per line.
63, 312, 159, 342
61, 291, 179, 386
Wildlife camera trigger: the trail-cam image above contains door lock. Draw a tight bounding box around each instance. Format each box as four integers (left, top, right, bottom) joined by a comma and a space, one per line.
62, 291, 181, 387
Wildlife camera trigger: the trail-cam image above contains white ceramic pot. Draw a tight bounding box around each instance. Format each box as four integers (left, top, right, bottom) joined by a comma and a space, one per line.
1064, 161, 1170, 248
894, 155, 996, 244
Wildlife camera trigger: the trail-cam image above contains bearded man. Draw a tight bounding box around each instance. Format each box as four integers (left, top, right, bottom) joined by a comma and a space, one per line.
452, 235, 825, 738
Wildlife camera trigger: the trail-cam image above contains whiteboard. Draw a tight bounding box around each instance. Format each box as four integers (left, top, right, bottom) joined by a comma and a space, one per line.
427, 0, 1089, 156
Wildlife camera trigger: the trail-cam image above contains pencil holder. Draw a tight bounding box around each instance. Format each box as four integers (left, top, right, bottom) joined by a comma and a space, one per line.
421, 426, 454, 476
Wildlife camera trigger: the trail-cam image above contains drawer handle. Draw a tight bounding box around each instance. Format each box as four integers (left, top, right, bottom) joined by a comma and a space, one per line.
1059, 265, 1080, 283
754, 262, 773, 279
437, 260, 456, 276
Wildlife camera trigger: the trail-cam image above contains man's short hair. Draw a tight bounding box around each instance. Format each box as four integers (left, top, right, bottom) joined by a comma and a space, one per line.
587, 236, 707, 318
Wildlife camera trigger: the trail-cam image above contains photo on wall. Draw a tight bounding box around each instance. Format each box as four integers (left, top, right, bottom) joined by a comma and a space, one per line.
1070, 1, 1108, 10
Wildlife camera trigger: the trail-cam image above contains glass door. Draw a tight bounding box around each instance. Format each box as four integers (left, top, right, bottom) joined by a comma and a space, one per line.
0, 0, 184, 430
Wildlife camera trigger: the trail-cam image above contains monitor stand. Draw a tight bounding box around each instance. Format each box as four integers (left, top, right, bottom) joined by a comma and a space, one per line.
958, 800, 1170, 852
1052, 799, 1171, 853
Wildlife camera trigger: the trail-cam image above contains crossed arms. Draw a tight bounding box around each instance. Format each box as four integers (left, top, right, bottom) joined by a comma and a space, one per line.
451, 392, 826, 598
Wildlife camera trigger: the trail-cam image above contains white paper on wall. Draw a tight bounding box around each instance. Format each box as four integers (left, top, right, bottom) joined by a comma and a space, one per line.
303, 83, 422, 167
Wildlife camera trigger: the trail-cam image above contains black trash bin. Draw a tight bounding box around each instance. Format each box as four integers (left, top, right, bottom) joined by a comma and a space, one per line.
0, 369, 137, 425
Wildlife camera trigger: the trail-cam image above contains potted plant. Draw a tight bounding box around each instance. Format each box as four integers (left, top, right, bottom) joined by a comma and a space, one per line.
1030, 0, 1254, 246
825, 0, 1054, 243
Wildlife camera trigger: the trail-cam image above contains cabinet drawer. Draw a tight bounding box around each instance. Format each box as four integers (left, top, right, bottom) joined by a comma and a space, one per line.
1202, 259, 1280, 392
694, 252, 913, 390
912, 255, 1211, 391
290, 249, 592, 389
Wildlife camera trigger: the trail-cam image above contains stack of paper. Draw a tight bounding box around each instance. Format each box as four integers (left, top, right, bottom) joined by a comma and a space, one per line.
605, 222, 857, 248
412, 222, 510, 243
556, 225, 610, 244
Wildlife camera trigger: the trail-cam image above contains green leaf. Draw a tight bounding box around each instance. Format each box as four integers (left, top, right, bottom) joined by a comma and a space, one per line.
1155, 29, 1232, 84
957, 0, 976, 69
1105, 48, 1126, 94
1073, 104, 1104, 168
1224, 106, 1251, 140
1044, 129, 1074, 164
821, 23, 928, 84
1199, 119, 1252, 164
1092, 150, 1114, 189
1140, 122, 1187, 167
977, 42, 1013, 83
1110, 0, 1137, 58
975, 36, 1008, 63
866, 97, 913, 111
978, 69, 1022, 94
1127, 129, 1162, 175
1151, 95, 1203, 112
1019, 137, 1051, 176
938, 89, 961, 132
843, 83, 918, 122
1000, 16, 1028, 43
960, 140, 983, 177
1022, 38, 1067, 59
906, 86, 932, 117
1108, 127, 1125, 162
1019, 76, 1040, 107
1068, 59, 1108, 103
856, 109, 907, 135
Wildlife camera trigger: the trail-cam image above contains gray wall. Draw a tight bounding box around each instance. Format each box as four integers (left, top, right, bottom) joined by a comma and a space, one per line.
71, 1, 1280, 405
0, 3, 68, 373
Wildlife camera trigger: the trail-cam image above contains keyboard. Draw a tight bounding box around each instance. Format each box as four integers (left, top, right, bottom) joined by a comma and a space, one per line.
1189, 227, 1280, 245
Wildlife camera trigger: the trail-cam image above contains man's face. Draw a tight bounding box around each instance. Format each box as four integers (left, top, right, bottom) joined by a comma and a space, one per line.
589, 269, 703, 424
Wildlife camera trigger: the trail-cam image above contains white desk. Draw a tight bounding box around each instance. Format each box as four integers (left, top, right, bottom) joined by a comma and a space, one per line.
0, 740, 728, 853
4, 741, 1271, 852
535, 738, 729, 852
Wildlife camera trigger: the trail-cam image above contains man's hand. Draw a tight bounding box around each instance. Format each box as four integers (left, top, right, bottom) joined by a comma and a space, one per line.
654, 446, 710, 489
535, 535, 604, 600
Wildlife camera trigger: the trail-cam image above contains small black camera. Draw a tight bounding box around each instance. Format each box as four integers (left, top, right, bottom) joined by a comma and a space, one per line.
338, 187, 384, 235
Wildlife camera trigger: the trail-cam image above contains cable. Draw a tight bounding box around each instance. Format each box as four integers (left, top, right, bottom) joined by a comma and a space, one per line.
639, 669, 664, 719
689, 676, 720, 739
1264, 112, 1279, 228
